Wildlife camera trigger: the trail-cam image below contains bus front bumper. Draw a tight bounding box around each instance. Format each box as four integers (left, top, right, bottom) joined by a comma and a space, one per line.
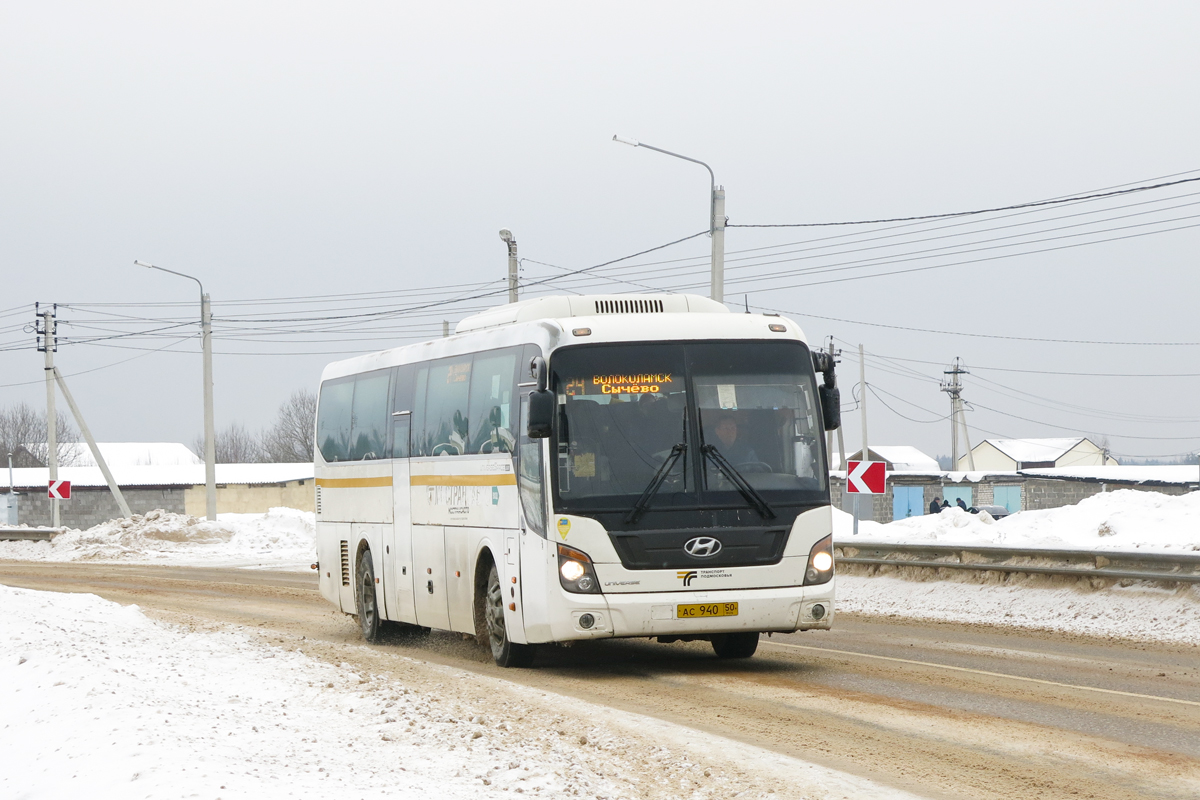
548, 582, 834, 642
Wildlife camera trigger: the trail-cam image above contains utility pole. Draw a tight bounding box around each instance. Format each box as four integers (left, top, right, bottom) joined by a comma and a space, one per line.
612, 136, 724, 302
858, 343, 869, 461
823, 337, 841, 467
711, 188, 726, 303
135, 261, 217, 521
941, 358, 976, 471
854, 343, 869, 535
499, 230, 519, 303
442, 320, 450, 338
52, 367, 132, 519
38, 305, 59, 527
201, 291, 216, 520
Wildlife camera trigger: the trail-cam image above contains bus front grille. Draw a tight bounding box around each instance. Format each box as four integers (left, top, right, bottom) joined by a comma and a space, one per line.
340, 540, 350, 586
608, 526, 789, 570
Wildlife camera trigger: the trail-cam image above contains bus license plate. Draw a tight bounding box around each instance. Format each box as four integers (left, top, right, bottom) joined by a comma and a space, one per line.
677, 602, 738, 619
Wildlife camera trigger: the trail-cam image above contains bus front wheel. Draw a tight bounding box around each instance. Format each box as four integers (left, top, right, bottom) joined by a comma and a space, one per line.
484, 563, 535, 668
711, 632, 760, 659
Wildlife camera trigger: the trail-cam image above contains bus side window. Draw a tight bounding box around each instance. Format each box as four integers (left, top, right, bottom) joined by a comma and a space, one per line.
411, 366, 429, 456
518, 393, 547, 537
422, 356, 472, 457
350, 369, 392, 460
468, 349, 518, 454
391, 364, 414, 459
316, 376, 354, 462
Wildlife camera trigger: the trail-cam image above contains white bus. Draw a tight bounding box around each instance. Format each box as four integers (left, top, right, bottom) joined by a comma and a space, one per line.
313, 294, 841, 667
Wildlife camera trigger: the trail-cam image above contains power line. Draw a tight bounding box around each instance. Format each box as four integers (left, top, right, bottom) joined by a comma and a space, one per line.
763, 305, 1200, 346
726, 173, 1200, 228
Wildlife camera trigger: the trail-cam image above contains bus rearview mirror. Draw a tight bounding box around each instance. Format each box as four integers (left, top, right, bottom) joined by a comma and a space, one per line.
527, 390, 554, 439
819, 385, 840, 431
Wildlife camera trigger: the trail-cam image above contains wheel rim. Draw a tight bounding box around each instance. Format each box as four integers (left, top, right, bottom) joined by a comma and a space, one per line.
361, 571, 376, 630
485, 569, 507, 655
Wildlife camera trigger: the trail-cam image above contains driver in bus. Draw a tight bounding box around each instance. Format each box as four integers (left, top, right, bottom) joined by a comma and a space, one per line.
712, 414, 759, 465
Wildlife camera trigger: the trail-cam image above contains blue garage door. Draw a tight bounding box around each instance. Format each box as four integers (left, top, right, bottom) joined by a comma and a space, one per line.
993, 485, 1022, 513
892, 486, 925, 519
943, 486, 973, 508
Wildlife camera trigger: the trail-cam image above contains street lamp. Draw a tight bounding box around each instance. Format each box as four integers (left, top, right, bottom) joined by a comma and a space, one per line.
612, 135, 726, 303
499, 229, 518, 304
134, 260, 217, 521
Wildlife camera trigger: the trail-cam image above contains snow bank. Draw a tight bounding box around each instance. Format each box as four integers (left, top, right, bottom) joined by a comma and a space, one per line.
0, 507, 315, 569
836, 574, 1200, 645
0, 585, 912, 800
837, 489, 1200, 553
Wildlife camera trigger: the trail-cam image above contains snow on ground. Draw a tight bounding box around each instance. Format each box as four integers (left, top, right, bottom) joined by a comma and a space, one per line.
835, 488, 1200, 553
836, 574, 1200, 645
0, 508, 316, 570
0, 585, 914, 800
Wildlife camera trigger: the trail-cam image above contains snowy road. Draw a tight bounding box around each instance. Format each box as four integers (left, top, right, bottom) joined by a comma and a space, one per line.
2, 563, 1198, 800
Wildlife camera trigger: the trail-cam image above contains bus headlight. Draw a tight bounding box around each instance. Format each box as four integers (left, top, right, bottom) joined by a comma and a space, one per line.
558, 544, 601, 594
804, 534, 834, 585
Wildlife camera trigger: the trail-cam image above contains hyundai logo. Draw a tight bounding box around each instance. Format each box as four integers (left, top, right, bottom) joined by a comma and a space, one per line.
683, 536, 722, 558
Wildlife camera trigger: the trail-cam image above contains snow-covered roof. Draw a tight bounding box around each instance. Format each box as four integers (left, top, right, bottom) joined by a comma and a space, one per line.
981, 437, 1086, 463
2, 463, 313, 490
71, 443, 203, 468
1020, 466, 1199, 485
838, 446, 940, 472
870, 446, 940, 472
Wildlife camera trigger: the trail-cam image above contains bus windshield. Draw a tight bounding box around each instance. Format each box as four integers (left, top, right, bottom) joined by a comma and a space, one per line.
549, 340, 826, 515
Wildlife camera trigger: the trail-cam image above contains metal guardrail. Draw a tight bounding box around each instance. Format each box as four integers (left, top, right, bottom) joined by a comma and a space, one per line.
0, 527, 63, 542
835, 542, 1200, 584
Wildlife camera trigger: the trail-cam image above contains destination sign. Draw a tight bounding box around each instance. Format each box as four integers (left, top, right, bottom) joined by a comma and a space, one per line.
563, 373, 674, 396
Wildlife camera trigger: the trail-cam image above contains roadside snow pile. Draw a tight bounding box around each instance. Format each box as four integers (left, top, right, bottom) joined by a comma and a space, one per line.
836, 574, 1200, 644
0, 507, 315, 569
836, 489, 1200, 553
0, 585, 911, 800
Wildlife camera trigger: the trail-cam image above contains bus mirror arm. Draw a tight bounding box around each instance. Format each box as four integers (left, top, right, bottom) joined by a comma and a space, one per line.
527, 355, 554, 439
812, 353, 841, 432
530, 356, 547, 392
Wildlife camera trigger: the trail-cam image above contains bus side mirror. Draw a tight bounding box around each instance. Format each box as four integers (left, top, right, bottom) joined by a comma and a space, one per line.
527, 355, 554, 439
819, 385, 840, 432
527, 390, 554, 439
812, 352, 840, 431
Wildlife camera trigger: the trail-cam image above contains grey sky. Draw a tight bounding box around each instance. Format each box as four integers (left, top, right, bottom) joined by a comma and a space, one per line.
3, 2, 1199, 461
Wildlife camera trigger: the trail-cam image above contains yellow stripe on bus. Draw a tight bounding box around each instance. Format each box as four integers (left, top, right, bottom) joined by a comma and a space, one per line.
410, 474, 517, 486
315, 476, 393, 488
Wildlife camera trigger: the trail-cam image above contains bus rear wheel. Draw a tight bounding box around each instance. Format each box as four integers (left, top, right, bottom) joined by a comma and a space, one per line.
484, 563, 535, 668
356, 552, 383, 643
711, 632, 760, 659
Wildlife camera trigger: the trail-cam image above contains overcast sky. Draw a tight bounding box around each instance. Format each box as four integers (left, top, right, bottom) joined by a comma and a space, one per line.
3, 1, 1199, 463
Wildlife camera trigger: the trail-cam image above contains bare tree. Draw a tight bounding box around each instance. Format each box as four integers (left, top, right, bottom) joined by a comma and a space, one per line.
192, 423, 265, 464
0, 402, 81, 467
191, 389, 316, 464
260, 389, 316, 462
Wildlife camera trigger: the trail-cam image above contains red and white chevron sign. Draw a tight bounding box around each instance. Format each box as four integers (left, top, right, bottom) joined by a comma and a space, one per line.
845, 460, 885, 494
48, 480, 72, 500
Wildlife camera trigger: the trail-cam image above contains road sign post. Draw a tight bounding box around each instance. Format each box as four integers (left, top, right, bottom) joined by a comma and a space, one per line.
845, 460, 886, 536
48, 480, 71, 501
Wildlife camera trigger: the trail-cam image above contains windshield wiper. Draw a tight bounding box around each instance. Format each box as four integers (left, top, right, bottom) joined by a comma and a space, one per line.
625, 443, 687, 524
701, 444, 776, 520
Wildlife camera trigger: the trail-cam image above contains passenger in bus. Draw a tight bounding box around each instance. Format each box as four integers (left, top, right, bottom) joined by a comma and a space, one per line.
711, 414, 759, 465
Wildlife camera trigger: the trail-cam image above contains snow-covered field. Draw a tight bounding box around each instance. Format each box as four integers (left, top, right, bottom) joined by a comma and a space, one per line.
836, 488, 1200, 553
0, 585, 913, 800
0, 507, 316, 570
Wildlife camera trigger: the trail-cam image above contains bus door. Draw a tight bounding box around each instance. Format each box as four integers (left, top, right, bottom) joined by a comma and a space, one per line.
514, 385, 551, 641
385, 415, 416, 623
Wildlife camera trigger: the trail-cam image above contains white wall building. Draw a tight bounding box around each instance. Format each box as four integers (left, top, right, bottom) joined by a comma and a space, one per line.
958, 437, 1118, 471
